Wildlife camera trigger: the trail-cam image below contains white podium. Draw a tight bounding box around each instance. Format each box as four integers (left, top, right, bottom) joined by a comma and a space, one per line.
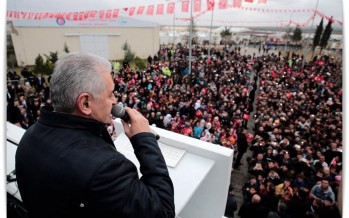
7, 121, 234, 218
113, 119, 234, 218
6, 122, 26, 201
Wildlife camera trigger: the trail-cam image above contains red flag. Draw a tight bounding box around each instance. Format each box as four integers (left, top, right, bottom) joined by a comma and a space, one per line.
137, 6, 145, 15
98, 10, 104, 20
129, 7, 136, 16
245, 0, 253, 2
182, 0, 189, 12
233, 0, 242, 7
258, 0, 267, 3
167, 2, 175, 14
218, 0, 228, 9
146, 5, 154, 15
106, 10, 112, 19
123, 8, 128, 12
207, 0, 215, 11
112, 9, 119, 18
14, 12, 20, 19
156, 4, 164, 15
28, 12, 34, 19
83, 12, 89, 20
88, 11, 96, 18
329, 16, 334, 23
194, 0, 202, 12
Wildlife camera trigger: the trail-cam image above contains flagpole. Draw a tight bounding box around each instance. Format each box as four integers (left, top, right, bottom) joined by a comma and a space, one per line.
189, 0, 193, 74
166, 0, 179, 46
305, 0, 320, 65
208, 1, 214, 57
173, 5, 176, 46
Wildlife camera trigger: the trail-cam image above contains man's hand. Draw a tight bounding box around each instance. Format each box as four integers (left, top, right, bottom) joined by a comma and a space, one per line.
121, 107, 150, 138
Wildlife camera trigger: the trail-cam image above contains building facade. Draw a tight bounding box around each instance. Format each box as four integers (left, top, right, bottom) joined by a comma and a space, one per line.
9, 17, 160, 66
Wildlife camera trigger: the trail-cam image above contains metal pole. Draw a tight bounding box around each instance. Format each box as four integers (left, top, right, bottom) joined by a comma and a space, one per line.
307, 0, 320, 63
173, 4, 176, 46
208, 4, 214, 57
189, 0, 193, 74
309, 0, 320, 40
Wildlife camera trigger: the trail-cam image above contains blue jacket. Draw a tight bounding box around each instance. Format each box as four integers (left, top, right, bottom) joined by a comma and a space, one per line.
16, 108, 175, 218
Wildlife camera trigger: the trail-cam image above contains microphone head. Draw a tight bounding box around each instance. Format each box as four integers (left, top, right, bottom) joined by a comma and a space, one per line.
111, 104, 125, 118
111, 104, 130, 122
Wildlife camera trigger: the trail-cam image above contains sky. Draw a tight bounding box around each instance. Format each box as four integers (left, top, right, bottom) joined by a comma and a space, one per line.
6, 0, 343, 29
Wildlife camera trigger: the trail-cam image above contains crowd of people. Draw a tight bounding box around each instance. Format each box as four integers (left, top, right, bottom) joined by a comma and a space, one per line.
6, 43, 342, 218
239, 52, 342, 218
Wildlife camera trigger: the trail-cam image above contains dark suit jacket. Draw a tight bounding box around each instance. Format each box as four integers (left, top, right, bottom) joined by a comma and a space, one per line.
238, 202, 270, 218
16, 108, 175, 218
237, 132, 248, 153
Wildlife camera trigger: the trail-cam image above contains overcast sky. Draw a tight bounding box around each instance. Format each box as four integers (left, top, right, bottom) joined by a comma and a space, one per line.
6, 0, 343, 28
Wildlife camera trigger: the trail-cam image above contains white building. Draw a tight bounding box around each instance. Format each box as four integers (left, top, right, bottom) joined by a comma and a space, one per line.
8, 17, 160, 66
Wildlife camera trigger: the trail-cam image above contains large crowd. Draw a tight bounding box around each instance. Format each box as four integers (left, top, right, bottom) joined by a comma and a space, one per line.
7, 43, 342, 218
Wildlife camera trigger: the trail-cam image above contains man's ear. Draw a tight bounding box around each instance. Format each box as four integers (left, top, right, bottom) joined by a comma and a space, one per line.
76, 93, 92, 115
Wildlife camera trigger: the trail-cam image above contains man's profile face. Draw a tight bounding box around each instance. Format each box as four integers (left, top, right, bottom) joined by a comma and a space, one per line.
90, 70, 116, 123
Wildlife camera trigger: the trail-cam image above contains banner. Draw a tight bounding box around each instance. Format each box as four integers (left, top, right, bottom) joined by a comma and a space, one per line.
182, 0, 189, 12
156, 4, 164, 15
105, 10, 112, 19
136, 6, 145, 15
129, 7, 136, 16
207, 0, 215, 11
5, 5, 342, 27
218, 0, 228, 9
167, 2, 175, 14
112, 9, 119, 18
99, 10, 104, 19
194, 0, 202, 12
146, 5, 154, 15
233, 0, 242, 8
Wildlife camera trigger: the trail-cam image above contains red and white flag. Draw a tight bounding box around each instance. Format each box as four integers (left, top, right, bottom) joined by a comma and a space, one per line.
99, 10, 104, 19
106, 10, 112, 19
156, 4, 164, 15
167, 2, 175, 14
112, 9, 119, 18
137, 6, 145, 15
182, 0, 189, 12
218, 0, 228, 9
233, 0, 242, 7
129, 7, 136, 16
194, 0, 202, 12
207, 0, 215, 11
146, 5, 154, 15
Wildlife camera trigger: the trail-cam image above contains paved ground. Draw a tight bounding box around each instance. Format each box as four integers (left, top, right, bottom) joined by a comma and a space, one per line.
230, 60, 259, 218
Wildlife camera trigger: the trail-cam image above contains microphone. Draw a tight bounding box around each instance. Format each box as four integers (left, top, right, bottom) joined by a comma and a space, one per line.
111, 103, 130, 123
111, 104, 160, 140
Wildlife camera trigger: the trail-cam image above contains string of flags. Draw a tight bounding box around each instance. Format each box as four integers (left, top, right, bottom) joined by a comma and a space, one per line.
6, 0, 342, 26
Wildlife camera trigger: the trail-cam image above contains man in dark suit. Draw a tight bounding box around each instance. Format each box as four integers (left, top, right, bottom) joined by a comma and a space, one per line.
234, 128, 249, 169
16, 52, 175, 218
35, 74, 46, 91
238, 194, 269, 218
